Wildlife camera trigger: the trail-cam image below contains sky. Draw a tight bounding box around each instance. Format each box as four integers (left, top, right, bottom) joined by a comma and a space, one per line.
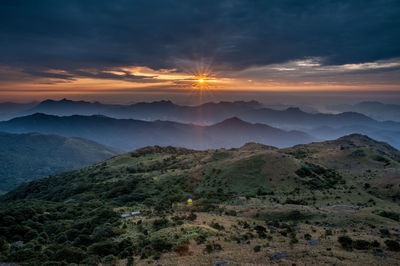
1, 0, 400, 104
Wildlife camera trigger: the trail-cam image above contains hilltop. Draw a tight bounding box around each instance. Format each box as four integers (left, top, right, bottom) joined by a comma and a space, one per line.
328, 101, 400, 122
1, 134, 400, 265
0, 132, 121, 194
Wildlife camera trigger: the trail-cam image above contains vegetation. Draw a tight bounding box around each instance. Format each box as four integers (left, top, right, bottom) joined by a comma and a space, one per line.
295, 162, 343, 189
1, 135, 400, 265
0, 132, 120, 194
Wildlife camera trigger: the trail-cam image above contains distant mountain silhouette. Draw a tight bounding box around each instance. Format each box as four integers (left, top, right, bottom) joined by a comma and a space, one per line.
24, 99, 264, 124
328, 101, 400, 122
0, 101, 38, 121
8, 99, 400, 149
21, 98, 379, 127
25, 98, 118, 116
0, 131, 121, 194
0, 113, 316, 151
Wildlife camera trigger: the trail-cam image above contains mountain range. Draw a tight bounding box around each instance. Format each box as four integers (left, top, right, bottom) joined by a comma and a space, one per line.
0, 101, 38, 121
328, 101, 400, 122
0, 114, 315, 151
1, 98, 377, 126
13, 99, 376, 127
1, 98, 400, 149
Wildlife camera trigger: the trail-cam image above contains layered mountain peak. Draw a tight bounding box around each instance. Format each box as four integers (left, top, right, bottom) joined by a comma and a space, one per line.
285, 107, 304, 113
219, 116, 247, 125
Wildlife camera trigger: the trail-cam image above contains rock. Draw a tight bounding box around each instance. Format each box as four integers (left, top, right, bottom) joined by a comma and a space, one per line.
268, 225, 278, 232
307, 238, 321, 246
376, 252, 388, 259
13, 241, 23, 248
271, 252, 288, 260
214, 259, 229, 265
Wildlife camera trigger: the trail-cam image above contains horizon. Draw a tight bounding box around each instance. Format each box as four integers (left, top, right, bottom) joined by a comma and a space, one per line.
2, 90, 400, 107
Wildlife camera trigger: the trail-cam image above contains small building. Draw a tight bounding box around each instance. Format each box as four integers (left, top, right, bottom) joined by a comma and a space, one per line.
121, 211, 141, 218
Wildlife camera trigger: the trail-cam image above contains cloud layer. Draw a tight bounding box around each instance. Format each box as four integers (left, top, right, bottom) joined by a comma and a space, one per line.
0, 0, 399, 94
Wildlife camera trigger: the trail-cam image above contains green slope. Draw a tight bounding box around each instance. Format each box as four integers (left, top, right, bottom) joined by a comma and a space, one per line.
0, 132, 122, 194
0, 134, 400, 265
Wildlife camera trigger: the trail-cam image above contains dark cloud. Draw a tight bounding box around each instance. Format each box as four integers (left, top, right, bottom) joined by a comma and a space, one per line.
0, 0, 399, 77
67, 69, 157, 82
22, 70, 76, 80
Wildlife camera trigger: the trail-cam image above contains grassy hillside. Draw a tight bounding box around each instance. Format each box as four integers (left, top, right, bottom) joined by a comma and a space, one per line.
0, 132, 121, 194
0, 134, 400, 265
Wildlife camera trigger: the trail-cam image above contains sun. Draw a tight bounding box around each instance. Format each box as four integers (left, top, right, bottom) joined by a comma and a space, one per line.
198, 78, 205, 83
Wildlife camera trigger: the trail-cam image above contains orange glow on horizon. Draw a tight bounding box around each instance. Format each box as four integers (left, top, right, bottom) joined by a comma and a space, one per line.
1, 63, 400, 102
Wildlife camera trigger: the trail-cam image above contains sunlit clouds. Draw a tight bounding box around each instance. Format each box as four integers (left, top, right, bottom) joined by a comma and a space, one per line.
1, 57, 400, 102
0, 1, 399, 102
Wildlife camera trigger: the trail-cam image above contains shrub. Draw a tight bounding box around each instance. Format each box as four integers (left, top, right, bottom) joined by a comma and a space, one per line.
285, 198, 307, 205
55, 234, 67, 244
102, 255, 116, 265
353, 240, 370, 250
204, 243, 214, 253
225, 210, 237, 216
9, 248, 37, 262
54, 247, 86, 264
89, 225, 116, 242
88, 240, 118, 256
204, 242, 222, 253
210, 222, 224, 231
304, 233, 312, 240
152, 218, 169, 230
127, 257, 134, 266
0, 237, 8, 251
378, 211, 400, 222
254, 225, 267, 238
24, 230, 38, 241
287, 210, 310, 221
196, 234, 207, 244
385, 240, 400, 251
174, 244, 190, 256
151, 237, 172, 252
371, 240, 380, 247
253, 245, 261, 252
380, 228, 390, 236
187, 212, 197, 221
338, 236, 353, 251
295, 163, 343, 189
42, 262, 67, 266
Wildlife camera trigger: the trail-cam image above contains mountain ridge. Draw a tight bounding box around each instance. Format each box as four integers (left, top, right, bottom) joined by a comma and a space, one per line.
0, 113, 316, 151
0, 131, 121, 194
5, 98, 400, 149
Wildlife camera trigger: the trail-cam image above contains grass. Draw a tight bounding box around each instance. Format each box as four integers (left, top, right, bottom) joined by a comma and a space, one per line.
1, 137, 400, 265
